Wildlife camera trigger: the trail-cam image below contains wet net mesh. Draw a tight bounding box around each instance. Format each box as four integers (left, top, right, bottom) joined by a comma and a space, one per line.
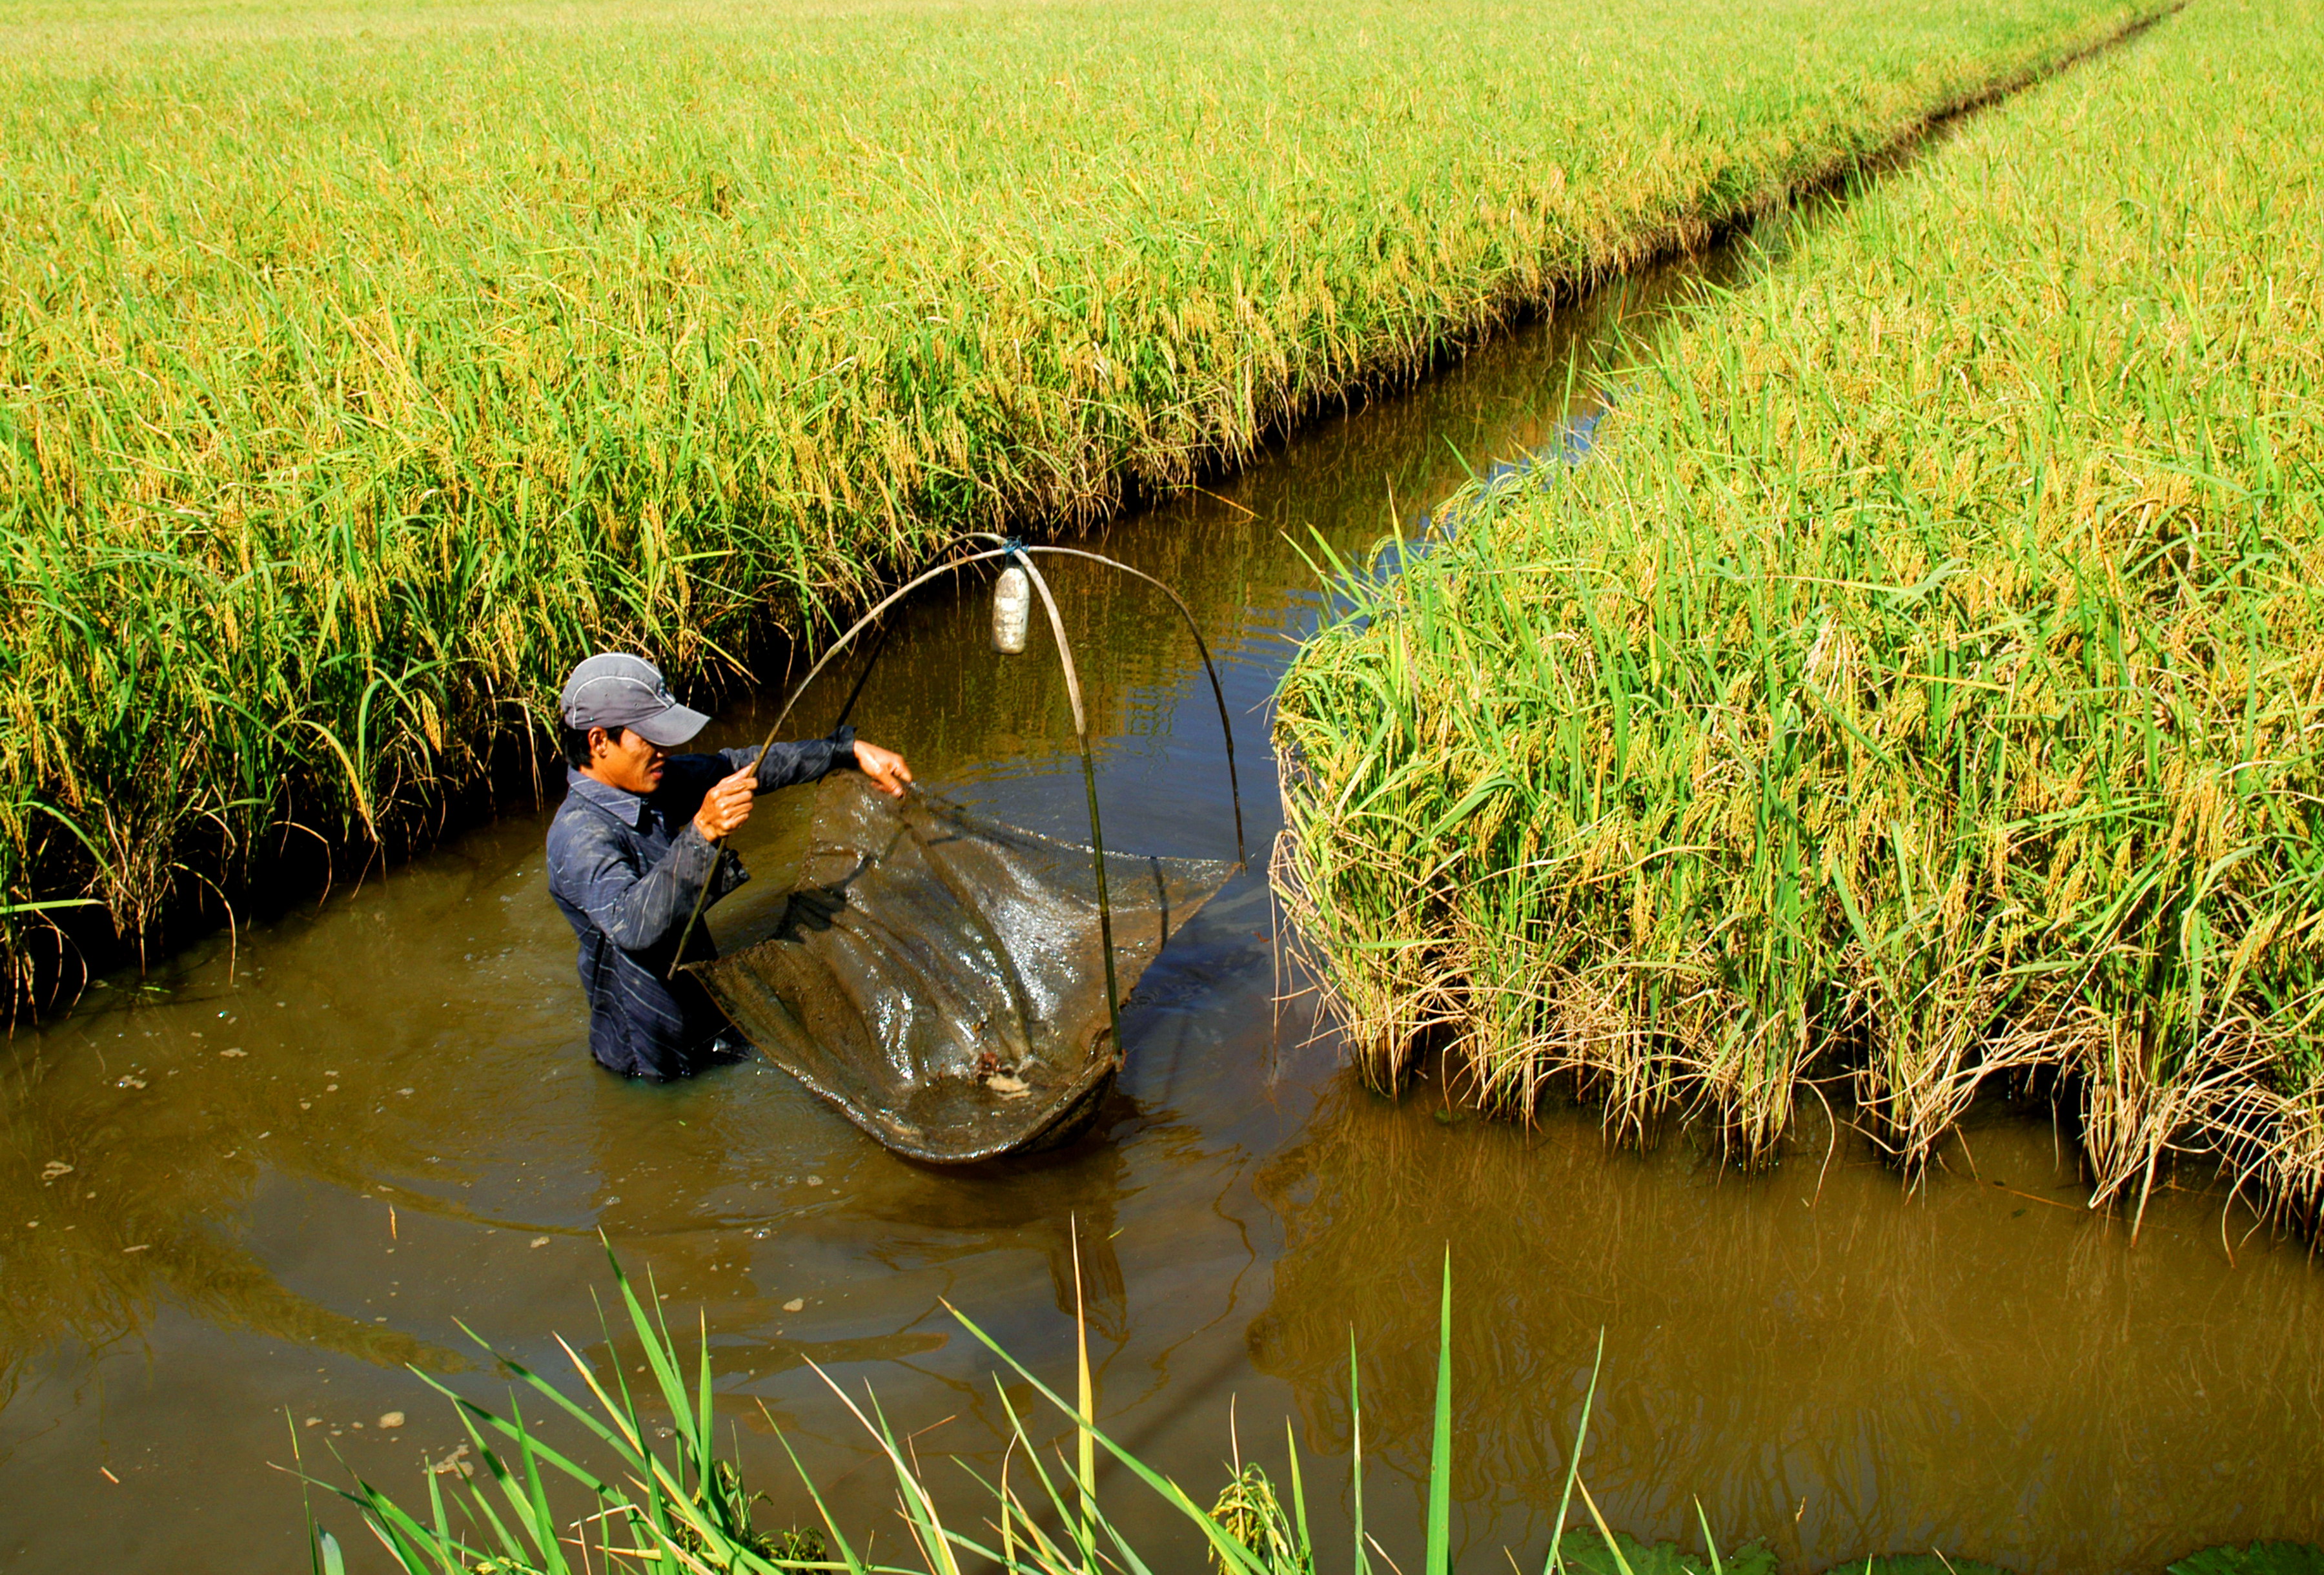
689, 773, 1237, 1163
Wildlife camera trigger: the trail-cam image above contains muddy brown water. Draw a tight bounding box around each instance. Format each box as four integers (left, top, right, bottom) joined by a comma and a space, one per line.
5, 247, 2323, 1574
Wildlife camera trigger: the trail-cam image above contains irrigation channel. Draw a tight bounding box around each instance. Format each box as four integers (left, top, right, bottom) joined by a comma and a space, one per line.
5, 234, 2323, 1575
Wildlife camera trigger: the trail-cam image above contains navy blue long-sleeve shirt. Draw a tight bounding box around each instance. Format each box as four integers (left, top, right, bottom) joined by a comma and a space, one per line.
546, 730, 853, 1079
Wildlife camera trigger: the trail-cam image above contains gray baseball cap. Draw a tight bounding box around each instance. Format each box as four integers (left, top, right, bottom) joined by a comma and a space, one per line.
558, 653, 709, 748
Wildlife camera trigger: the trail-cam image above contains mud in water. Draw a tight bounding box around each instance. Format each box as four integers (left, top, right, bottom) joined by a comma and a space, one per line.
5, 241, 2323, 1573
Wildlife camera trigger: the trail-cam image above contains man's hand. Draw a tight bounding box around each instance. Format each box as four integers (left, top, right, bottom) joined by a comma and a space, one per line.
854, 739, 913, 798
692, 767, 758, 841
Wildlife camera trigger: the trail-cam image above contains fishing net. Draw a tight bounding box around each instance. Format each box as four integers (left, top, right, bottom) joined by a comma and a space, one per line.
689, 772, 1237, 1163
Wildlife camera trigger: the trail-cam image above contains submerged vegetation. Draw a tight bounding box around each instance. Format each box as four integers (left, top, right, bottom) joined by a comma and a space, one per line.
0, 0, 2163, 996
1274, 0, 2324, 1224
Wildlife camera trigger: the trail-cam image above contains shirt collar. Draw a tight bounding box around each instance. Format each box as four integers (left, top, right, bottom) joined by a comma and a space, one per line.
564, 765, 655, 831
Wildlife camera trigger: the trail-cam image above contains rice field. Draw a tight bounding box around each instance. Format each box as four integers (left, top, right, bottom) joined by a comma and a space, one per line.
1273, 0, 2324, 1225
0, 0, 2159, 996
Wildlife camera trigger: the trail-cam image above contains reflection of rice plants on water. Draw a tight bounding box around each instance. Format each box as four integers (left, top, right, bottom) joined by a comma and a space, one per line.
0, 0, 2166, 1000
1245, 1079, 2324, 1569
1274, 0, 2324, 1227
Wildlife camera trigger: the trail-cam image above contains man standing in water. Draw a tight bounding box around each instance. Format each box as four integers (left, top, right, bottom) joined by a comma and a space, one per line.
546, 653, 912, 1080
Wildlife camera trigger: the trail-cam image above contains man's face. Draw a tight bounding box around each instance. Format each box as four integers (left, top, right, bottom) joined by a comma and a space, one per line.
590, 726, 666, 794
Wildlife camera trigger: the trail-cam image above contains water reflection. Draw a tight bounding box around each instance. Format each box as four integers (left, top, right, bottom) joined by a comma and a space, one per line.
1251, 1079, 2324, 1572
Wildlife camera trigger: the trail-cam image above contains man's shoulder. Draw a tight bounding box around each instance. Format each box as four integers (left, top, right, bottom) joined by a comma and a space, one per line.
548, 776, 638, 858
545, 804, 637, 920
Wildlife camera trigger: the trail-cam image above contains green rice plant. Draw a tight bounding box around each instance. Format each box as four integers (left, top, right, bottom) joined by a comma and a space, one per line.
1559, 1531, 1778, 1575
1209, 1463, 1315, 1575
1274, 0, 2324, 1224
0, 0, 2165, 1000
307, 1246, 1658, 1575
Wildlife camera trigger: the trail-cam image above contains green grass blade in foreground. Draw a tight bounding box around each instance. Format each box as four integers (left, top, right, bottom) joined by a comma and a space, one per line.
1574, 1477, 1640, 1575
1287, 1417, 1314, 1573
1350, 1330, 1372, 1575
800, 1368, 973, 1575
1074, 1220, 1098, 1575
1693, 1501, 1727, 1575
323, 1253, 1837, 1575
944, 1301, 1276, 1575
775, 1428, 872, 1575
1427, 1251, 1453, 1575
1542, 1332, 1605, 1575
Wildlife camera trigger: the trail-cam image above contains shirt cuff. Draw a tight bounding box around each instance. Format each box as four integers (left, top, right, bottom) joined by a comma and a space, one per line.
673, 818, 719, 868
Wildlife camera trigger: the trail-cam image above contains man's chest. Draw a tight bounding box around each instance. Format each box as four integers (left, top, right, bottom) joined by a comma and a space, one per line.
619, 813, 682, 869
556, 803, 679, 877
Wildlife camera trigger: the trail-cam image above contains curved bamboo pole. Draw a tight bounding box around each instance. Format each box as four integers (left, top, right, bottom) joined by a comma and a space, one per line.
665, 546, 1018, 971
1007, 551, 1124, 1060
733, 545, 1021, 758
665, 537, 1235, 1081
994, 540, 1247, 869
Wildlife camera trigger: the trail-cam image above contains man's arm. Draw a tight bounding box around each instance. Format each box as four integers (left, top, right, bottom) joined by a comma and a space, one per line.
685, 730, 912, 844
718, 726, 855, 794
548, 814, 717, 954
719, 727, 910, 799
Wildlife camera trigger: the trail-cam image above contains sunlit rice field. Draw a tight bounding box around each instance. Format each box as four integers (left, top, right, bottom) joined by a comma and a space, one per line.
1274, 0, 2324, 1226
0, 0, 2162, 994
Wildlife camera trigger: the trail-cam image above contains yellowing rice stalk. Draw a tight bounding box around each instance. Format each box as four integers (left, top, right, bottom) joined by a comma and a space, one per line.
1274, 0, 2324, 1227
0, 0, 2159, 996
